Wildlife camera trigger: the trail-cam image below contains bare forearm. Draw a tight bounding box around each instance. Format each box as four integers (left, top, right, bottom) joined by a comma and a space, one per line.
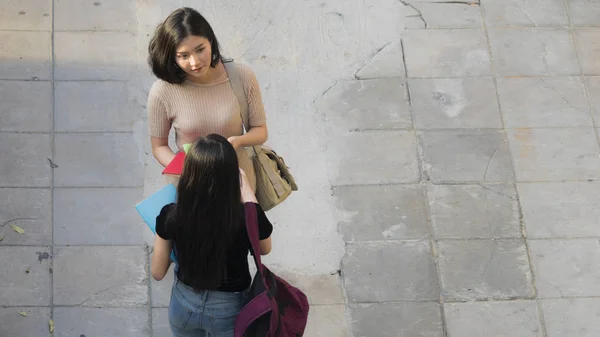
152, 145, 176, 167
235, 125, 268, 148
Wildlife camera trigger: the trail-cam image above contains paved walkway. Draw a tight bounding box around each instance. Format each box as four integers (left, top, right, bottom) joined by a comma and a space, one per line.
2, 0, 600, 336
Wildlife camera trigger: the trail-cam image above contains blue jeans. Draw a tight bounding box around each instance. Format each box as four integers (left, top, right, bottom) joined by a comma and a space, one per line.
169, 276, 247, 337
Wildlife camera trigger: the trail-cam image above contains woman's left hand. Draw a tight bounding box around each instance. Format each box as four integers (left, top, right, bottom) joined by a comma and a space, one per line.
227, 136, 240, 150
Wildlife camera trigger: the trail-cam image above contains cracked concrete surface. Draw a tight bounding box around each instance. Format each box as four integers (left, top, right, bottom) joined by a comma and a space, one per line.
2, 0, 600, 336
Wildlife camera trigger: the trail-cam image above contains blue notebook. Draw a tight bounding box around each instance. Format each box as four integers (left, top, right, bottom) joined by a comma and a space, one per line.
135, 184, 178, 263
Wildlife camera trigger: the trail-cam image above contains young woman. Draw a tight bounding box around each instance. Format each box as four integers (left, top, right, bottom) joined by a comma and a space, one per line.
151, 134, 273, 336
147, 7, 268, 191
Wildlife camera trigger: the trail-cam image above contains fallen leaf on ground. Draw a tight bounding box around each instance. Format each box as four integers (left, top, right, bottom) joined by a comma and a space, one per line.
25, 267, 31, 274
19, 311, 28, 317
49, 318, 54, 332
11, 225, 25, 234
0, 234, 4, 241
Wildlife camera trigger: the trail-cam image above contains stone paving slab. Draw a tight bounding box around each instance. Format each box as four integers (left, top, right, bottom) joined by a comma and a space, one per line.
444, 301, 543, 337
0, 188, 52, 245
0, 31, 52, 80
0, 81, 52, 132
343, 241, 438, 302
419, 130, 514, 183
0, 133, 52, 187
0, 246, 51, 306
54, 31, 137, 80
316, 78, 412, 130
334, 184, 429, 241
507, 128, 600, 181
403, 29, 491, 77
350, 302, 444, 337
303, 305, 349, 337
586, 76, 600, 123
518, 182, 600, 238
355, 41, 405, 80
53, 307, 150, 337
488, 29, 580, 76
437, 239, 534, 301
54, 0, 137, 32
409, 77, 502, 129
541, 298, 600, 337
152, 308, 170, 336
52, 246, 148, 306
54, 133, 144, 187
329, 131, 419, 185
55, 81, 144, 132
481, 0, 568, 27
427, 184, 520, 239
0, 0, 52, 31
567, 0, 600, 27
497, 77, 592, 128
574, 29, 600, 75
53, 187, 146, 245
528, 239, 600, 298
414, 3, 482, 29
0, 307, 51, 337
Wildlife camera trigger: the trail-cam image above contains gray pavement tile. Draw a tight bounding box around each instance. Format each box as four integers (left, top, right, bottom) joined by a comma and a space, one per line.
488, 29, 580, 76
0, 0, 52, 30
53, 307, 150, 337
497, 77, 592, 128
0, 246, 51, 306
54, 133, 144, 187
342, 241, 438, 302
437, 240, 534, 301
541, 298, 600, 337
529, 239, 600, 298
152, 308, 170, 336
53, 246, 148, 306
414, 3, 482, 29
151, 263, 174, 308
567, 0, 600, 27
409, 77, 502, 129
274, 270, 346, 305
507, 128, 600, 181
481, 0, 568, 27
0, 133, 52, 187
54, 31, 137, 80
445, 301, 543, 337
304, 305, 348, 337
355, 40, 405, 79
0, 81, 52, 132
575, 29, 600, 75
315, 79, 411, 130
418, 130, 514, 183
586, 77, 600, 124
427, 184, 520, 239
350, 302, 444, 337
54, 0, 137, 32
518, 182, 600, 238
329, 131, 419, 185
55, 81, 144, 132
0, 307, 51, 337
403, 29, 491, 77
0, 188, 51, 245
54, 188, 146, 245
334, 184, 429, 241
0, 31, 51, 80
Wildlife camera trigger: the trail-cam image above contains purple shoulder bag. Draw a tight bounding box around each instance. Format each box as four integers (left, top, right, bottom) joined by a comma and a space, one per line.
234, 203, 310, 337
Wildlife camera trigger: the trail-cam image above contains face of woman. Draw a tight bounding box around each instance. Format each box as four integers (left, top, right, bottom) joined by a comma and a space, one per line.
175, 35, 213, 81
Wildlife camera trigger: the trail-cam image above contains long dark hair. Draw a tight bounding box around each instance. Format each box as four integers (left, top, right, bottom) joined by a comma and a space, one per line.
167, 134, 242, 290
148, 7, 223, 84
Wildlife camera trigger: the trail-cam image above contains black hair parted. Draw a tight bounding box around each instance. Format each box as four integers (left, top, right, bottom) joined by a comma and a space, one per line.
148, 7, 222, 84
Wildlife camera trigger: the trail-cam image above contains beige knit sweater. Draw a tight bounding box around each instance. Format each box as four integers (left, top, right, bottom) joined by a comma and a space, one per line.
147, 62, 267, 190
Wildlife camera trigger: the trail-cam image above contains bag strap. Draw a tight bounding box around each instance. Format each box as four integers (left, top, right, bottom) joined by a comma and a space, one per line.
243, 202, 267, 282
223, 61, 262, 156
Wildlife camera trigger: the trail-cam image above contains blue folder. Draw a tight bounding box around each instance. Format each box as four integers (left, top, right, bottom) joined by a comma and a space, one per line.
135, 184, 178, 263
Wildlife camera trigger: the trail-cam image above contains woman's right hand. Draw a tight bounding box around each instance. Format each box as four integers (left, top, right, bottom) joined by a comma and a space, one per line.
240, 169, 258, 203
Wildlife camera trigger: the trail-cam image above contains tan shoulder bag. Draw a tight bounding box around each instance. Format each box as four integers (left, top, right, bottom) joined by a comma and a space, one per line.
223, 61, 298, 211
